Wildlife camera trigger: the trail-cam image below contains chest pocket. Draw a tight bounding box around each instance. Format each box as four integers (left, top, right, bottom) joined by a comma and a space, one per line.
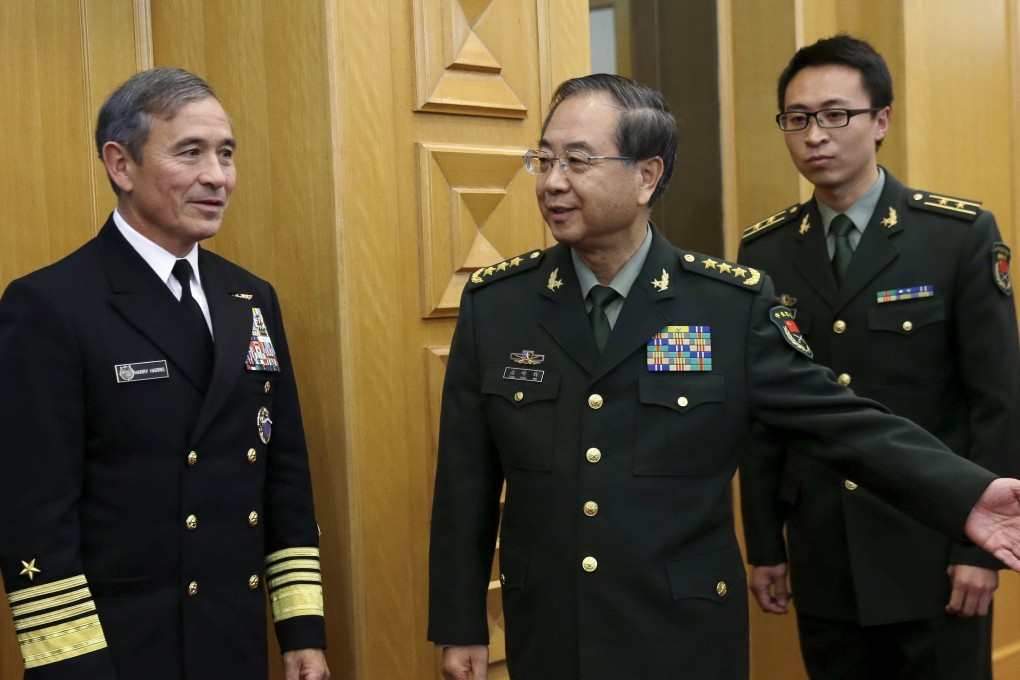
868, 298, 944, 336
634, 374, 726, 475
482, 367, 561, 471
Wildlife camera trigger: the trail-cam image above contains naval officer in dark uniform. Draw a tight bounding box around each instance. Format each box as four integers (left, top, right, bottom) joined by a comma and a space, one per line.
738, 35, 1020, 679
427, 73, 1020, 680
0, 68, 329, 679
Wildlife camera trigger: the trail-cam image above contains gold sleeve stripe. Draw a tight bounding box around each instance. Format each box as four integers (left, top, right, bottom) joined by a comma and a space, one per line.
11, 587, 92, 617
18, 614, 107, 669
14, 600, 97, 631
266, 558, 321, 578
270, 583, 324, 622
265, 547, 320, 565
267, 572, 323, 589
7, 575, 88, 604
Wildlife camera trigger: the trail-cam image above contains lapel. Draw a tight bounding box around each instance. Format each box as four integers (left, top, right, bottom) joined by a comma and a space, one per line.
791, 201, 841, 308
188, 250, 257, 443
538, 245, 599, 375
836, 172, 906, 308
596, 230, 675, 380
98, 220, 212, 394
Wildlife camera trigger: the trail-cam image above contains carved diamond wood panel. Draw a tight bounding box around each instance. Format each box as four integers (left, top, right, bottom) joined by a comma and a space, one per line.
417, 142, 548, 318
412, 0, 531, 117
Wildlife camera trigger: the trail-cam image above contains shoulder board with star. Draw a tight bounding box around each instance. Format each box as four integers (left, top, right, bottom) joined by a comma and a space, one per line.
908, 190, 983, 222
467, 250, 545, 288
741, 203, 804, 242
679, 251, 764, 292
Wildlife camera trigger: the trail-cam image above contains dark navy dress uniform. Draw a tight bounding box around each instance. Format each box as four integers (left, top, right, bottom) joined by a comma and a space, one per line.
738, 171, 1020, 677
428, 226, 999, 680
0, 218, 325, 679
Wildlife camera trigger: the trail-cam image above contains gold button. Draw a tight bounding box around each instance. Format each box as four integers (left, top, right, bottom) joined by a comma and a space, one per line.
716, 581, 728, 597
248, 511, 260, 527
248, 575, 260, 590
499, 573, 507, 586
264, 381, 271, 394
588, 394, 604, 409
514, 391, 524, 402
902, 321, 913, 332
247, 448, 258, 464
684, 254, 695, 262
586, 447, 602, 463
837, 373, 851, 387
583, 501, 599, 516
185, 514, 198, 530
186, 451, 198, 467
187, 581, 199, 596
582, 556, 598, 572
833, 320, 846, 333
913, 192, 923, 201
677, 396, 689, 408
845, 480, 858, 491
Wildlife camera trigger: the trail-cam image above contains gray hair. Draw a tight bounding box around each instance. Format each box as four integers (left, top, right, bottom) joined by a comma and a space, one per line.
95, 68, 220, 191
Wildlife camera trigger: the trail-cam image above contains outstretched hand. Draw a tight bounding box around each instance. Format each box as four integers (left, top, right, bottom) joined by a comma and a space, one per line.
964, 478, 1020, 572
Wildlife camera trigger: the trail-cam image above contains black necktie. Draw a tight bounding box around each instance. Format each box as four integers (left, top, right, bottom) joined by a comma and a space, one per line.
831, 214, 855, 285
172, 259, 214, 351
588, 285, 618, 354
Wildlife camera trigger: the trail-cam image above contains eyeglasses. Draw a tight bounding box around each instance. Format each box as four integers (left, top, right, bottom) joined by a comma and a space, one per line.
776, 108, 883, 131
523, 149, 635, 175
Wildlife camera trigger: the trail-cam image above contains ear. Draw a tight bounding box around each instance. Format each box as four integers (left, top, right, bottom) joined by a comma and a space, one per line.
636, 156, 664, 207
874, 106, 891, 144
102, 141, 135, 194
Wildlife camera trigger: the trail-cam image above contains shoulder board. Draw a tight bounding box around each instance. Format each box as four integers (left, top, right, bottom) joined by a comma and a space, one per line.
742, 203, 804, 241
467, 250, 545, 288
679, 251, 764, 292
908, 190, 983, 222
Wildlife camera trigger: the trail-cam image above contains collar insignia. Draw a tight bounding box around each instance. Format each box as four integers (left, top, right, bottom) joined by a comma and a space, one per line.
547, 268, 564, 291
799, 215, 811, 235
651, 269, 670, 292
881, 207, 898, 228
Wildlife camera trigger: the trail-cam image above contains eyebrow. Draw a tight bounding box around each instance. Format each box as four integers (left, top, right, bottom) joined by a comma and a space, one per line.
785, 98, 853, 111
173, 136, 237, 150
537, 138, 597, 153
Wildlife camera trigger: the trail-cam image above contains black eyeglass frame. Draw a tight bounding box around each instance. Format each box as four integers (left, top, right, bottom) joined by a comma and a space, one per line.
775, 107, 884, 131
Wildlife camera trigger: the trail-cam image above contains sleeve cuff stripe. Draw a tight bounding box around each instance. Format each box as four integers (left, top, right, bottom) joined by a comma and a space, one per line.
267, 573, 323, 591
270, 584, 324, 622
14, 601, 97, 632
11, 587, 92, 618
8, 575, 89, 604
18, 615, 108, 669
266, 558, 321, 577
265, 547, 319, 567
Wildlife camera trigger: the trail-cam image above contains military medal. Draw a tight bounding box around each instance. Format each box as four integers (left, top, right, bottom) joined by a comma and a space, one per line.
647, 326, 712, 371
511, 350, 545, 365
876, 285, 934, 303
246, 307, 281, 372
257, 407, 272, 444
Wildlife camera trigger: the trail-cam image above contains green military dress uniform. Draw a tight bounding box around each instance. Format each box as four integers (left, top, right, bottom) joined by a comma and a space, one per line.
739, 170, 1020, 676
428, 226, 1000, 680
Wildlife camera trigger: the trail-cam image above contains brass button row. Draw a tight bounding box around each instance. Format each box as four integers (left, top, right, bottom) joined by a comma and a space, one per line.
834, 319, 912, 334
186, 448, 260, 466
183, 511, 260, 530
187, 575, 261, 597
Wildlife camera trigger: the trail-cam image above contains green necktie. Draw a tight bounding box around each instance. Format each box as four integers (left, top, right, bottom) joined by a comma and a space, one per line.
831, 214, 855, 284
588, 285, 618, 353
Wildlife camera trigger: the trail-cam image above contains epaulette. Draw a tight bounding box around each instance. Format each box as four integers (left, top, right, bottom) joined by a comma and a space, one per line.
908, 190, 983, 222
742, 203, 804, 241
468, 250, 545, 288
679, 251, 764, 292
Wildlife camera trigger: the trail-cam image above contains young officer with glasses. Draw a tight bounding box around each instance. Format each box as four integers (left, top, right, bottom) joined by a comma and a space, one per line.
739, 34, 1020, 680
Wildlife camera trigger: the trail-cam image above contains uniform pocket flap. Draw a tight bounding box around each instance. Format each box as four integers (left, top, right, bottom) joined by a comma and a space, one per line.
666, 545, 743, 602
482, 367, 561, 407
868, 298, 943, 335
638, 373, 725, 413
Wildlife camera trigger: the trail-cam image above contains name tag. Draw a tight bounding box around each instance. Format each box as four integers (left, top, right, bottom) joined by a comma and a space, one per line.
503, 367, 545, 383
115, 360, 169, 383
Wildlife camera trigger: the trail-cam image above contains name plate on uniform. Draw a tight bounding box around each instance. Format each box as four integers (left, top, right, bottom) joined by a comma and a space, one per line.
503, 367, 545, 382
115, 360, 169, 383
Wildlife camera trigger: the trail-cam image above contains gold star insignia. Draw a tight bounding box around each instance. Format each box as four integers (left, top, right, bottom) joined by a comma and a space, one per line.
702, 258, 718, 269
651, 269, 670, 292
881, 206, 898, 228
937, 198, 948, 206
732, 267, 747, 278
485, 266, 496, 276
799, 215, 811, 235
20, 558, 41, 581
496, 261, 509, 271
547, 268, 564, 291
956, 201, 967, 210
718, 262, 733, 274
510, 257, 523, 266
